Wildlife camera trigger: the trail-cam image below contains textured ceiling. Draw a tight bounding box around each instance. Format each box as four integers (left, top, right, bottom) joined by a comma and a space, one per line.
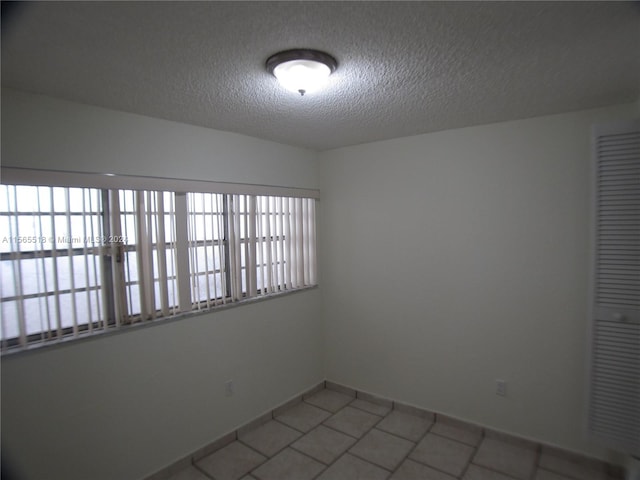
2, 1, 639, 151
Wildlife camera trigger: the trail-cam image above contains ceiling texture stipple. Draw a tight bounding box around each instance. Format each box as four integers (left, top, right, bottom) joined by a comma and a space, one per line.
1, 1, 639, 151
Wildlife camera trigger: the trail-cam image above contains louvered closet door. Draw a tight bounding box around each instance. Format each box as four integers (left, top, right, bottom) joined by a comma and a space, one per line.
588, 119, 640, 454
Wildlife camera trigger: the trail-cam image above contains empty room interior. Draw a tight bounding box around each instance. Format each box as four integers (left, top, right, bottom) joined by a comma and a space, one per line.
1, 2, 639, 480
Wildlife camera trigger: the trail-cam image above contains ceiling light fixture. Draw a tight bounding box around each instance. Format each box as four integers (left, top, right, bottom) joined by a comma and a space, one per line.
266, 49, 337, 97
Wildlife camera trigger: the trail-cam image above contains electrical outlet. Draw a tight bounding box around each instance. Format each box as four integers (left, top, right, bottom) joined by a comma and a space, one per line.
496, 379, 507, 397
225, 380, 234, 397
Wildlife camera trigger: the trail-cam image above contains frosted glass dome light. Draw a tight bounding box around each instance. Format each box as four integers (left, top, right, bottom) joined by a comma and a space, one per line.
266, 49, 337, 96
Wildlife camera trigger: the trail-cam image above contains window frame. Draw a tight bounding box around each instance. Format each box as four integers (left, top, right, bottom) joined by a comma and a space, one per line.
1, 167, 319, 354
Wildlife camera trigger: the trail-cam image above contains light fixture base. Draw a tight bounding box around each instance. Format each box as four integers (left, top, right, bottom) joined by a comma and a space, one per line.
266, 49, 338, 75
266, 49, 337, 96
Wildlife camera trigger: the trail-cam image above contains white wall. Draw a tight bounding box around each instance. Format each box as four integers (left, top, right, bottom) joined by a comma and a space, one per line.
1, 89, 318, 188
0, 89, 323, 480
318, 103, 638, 461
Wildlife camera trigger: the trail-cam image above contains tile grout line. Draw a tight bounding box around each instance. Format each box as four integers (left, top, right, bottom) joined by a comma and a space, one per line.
345, 449, 394, 475
320, 420, 363, 440
194, 383, 327, 480
272, 416, 311, 435
191, 462, 216, 480
457, 442, 479, 479
248, 443, 329, 479
307, 396, 395, 480
397, 412, 496, 479
381, 408, 437, 478
348, 401, 392, 417
372, 425, 425, 445
428, 428, 482, 448
286, 387, 479, 480
237, 437, 283, 462
248, 393, 382, 480
231, 439, 269, 479
308, 395, 395, 480
165, 383, 622, 480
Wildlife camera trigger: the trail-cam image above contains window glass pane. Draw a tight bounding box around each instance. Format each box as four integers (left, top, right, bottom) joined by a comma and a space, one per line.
151, 247, 177, 279
53, 216, 70, 248
124, 283, 138, 315
239, 214, 247, 239
0, 187, 10, 212
165, 248, 177, 278
24, 297, 54, 335
0, 260, 16, 298
53, 256, 73, 292
14, 186, 39, 212
36, 186, 52, 212
241, 267, 247, 294
192, 245, 223, 273
194, 273, 223, 302
121, 214, 136, 245
67, 188, 86, 213
52, 187, 68, 213
153, 279, 177, 311
16, 258, 44, 297
124, 251, 138, 284
163, 214, 174, 244
1, 300, 19, 340
0, 218, 11, 254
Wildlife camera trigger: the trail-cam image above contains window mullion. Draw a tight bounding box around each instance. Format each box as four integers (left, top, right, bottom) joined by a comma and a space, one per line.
248, 195, 257, 298
222, 195, 232, 301
156, 193, 170, 317
100, 189, 116, 326
34, 187, 51, 339
49, 188, 63, 338
9, 186, 27, 346
109, 190, 128, 327
64, 188, 79, 336
134, 190, 150, 320
174, 193, 192, 313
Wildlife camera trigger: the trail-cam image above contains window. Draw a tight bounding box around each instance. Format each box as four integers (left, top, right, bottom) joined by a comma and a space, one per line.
0, 185, 105, 344
188, 192, 227, 308
0, 170, 318, 352
111, 189, 179, 324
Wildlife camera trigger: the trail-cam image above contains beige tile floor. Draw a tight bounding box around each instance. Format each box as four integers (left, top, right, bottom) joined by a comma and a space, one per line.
166, 387, 622, 480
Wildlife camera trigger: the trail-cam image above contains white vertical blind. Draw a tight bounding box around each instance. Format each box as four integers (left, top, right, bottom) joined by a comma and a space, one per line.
168, 192, 180, 315
155, 192, 171, 317
215, 194, 228, 303
0, 185, 105, 349
0, 173, 318, 353
108, 189, 181, 324
247, 195, 257, 298
187, 192, 228, 309
228, 194, 243, 301
174, 193, 192, 313
588, 119, 640, 455
254, 195, 317, 293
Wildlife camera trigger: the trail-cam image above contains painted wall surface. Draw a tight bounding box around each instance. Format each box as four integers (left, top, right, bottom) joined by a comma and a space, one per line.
1, 88, 319, 189
318, 103, 638, 461
2, 291, 322, 480
0, 89, 323, 480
